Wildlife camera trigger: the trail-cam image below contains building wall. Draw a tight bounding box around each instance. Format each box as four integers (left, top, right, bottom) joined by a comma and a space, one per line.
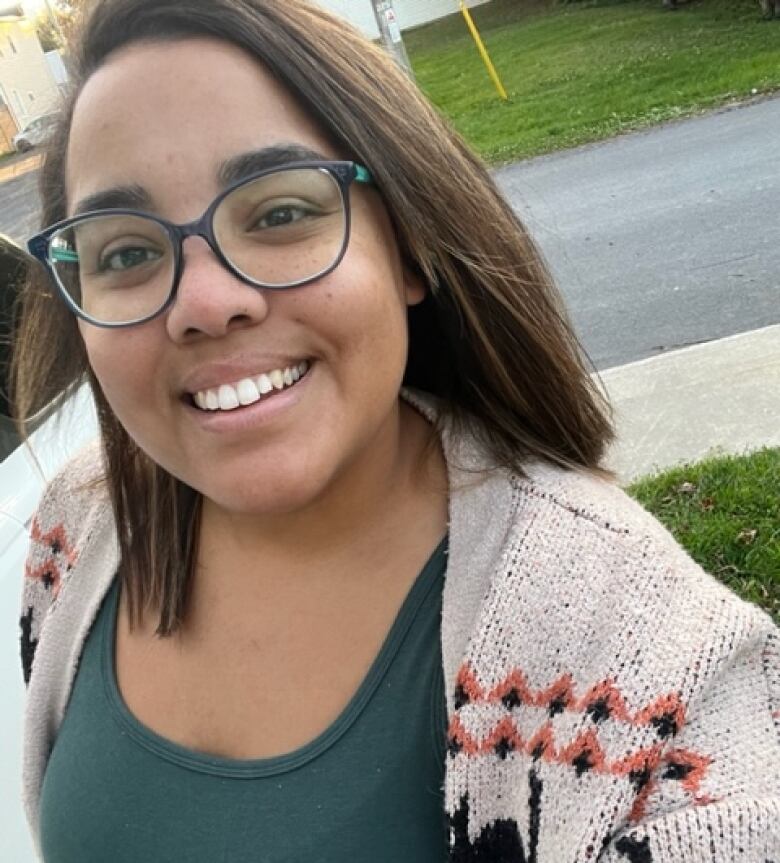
0, 19, 60, 134
0, 103, 15, 151
315, 0, 490, 39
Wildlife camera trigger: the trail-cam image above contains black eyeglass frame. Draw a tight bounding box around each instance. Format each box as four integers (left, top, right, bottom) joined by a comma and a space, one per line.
27, 159, 374, 329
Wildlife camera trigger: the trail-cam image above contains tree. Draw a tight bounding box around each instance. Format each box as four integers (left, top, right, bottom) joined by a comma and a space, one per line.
759, 0, 779, 19
33, 0, 88, 51
34, 12, 60, 51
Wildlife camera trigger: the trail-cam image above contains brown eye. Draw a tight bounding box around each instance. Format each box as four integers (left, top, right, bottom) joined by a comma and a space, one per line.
99, 245, 163, 273
253, 203, 314, 229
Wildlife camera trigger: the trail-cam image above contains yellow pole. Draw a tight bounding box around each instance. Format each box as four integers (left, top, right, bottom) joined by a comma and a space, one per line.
459, 1, 508, 102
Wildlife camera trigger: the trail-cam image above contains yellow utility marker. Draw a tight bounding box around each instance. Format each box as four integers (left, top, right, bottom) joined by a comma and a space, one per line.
459, 1, 509, 102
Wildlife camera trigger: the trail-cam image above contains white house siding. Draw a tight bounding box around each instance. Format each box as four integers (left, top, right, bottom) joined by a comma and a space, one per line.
0, 17, 60, 132
314, 0, 490, 39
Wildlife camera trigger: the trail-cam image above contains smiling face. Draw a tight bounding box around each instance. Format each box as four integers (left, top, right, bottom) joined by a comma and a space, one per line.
66, 38, 424, 517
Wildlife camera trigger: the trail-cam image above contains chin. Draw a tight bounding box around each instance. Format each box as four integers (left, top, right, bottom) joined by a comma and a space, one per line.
195, 464, 332, 518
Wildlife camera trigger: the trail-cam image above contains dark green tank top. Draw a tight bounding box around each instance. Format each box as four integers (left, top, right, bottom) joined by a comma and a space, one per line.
39, 539, 448, 862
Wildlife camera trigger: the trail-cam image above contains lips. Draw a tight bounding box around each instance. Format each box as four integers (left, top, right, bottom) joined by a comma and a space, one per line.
191, 360, 310, 411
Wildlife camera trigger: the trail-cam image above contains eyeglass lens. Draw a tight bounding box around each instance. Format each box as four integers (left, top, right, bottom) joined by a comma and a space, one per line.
47, 167, 346, 324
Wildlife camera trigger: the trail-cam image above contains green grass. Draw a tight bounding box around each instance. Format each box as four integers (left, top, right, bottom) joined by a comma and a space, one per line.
405, 0, 780, 163
628, 448, 780, 622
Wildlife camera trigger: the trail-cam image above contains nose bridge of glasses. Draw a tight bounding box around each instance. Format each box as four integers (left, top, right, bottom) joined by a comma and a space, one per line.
176, 209, 219, 249
173, 208, 259, 303
172, 208, 234, 280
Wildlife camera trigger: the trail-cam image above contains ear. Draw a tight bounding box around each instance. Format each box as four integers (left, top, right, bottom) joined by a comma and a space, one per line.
403, 263, 426, 307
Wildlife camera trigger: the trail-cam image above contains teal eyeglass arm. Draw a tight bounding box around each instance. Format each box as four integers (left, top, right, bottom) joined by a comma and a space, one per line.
51, 248, 80, 263
355, 164, 374, 185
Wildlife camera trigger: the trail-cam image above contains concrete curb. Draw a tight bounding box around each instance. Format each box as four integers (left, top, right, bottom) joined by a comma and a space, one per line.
599, 324, 780, 484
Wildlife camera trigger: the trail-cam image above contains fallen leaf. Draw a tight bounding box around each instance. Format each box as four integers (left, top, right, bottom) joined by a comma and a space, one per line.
736, 528, 758, 545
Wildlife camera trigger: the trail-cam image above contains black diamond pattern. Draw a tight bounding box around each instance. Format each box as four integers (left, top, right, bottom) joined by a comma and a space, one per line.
586, 697, 611, 723
454, 683, 469, 710
501, 688, 522, 710
662, 761, 693, 781
650, 712, 679, 739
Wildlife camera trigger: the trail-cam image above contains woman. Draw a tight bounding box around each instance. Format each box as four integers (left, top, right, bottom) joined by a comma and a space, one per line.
14, 0, 779, 860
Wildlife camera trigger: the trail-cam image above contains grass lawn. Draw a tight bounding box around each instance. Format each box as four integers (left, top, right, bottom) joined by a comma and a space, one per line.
628, 448, 780, 622
405, 0, 780, 163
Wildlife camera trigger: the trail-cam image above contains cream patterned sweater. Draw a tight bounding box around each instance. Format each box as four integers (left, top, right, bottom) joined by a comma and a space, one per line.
20, 396, 780, 861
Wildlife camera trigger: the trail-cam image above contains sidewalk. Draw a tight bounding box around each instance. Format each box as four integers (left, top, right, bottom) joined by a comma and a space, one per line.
600, 324, 780, 484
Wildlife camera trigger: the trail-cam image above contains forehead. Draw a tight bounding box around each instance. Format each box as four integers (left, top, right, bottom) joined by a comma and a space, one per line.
65, 37, 338, 214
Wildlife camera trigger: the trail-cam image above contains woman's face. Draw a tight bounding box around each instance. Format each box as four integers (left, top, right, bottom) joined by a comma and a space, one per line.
67, 38, 424, 516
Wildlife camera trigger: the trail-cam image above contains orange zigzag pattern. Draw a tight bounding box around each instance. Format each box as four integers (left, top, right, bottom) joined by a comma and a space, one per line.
447, 715, 714, 822
24, 519, 78, 598
455, 663, 686, 734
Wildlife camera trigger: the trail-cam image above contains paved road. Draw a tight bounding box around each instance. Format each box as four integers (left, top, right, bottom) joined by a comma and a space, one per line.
3, 97, 779, 370
496, 96, 780, 369
0, 163, 39, 243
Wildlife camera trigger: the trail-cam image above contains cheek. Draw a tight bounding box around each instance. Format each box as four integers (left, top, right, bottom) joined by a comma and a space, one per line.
311, 266, 411, 383
81, 327, 164, 418
318, 224, 411, 365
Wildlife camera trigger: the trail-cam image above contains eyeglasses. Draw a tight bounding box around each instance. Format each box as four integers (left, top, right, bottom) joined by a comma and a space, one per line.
27, 160, 374, 328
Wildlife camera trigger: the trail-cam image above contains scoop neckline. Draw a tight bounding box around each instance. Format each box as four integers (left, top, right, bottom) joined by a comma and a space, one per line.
101, 536, 448, 778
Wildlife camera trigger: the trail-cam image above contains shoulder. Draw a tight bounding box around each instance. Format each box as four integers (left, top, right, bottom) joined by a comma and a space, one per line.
21, 441, 111, 684
26, 439, 109, 561
425, 391, 777, 699
451, 462, 779, 837
467, 458, 778, 747
413, 395, 779, 835
505, 460, 776, 654
516, 460, 680, 546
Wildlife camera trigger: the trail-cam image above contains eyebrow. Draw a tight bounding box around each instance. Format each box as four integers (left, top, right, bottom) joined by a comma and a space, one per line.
72, 184, 152, 217
217, 143, 330, 187
71, 144, 330, 218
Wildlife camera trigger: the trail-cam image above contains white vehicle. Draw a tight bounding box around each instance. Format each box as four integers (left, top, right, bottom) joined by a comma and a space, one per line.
0, 237, 97, 862
11, 114, 59, 153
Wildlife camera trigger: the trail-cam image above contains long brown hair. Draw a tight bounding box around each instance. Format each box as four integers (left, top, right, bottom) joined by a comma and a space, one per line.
13, 0, 613, 634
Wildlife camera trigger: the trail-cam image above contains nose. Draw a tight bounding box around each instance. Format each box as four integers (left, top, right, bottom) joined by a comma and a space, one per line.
164, 237, 270, 342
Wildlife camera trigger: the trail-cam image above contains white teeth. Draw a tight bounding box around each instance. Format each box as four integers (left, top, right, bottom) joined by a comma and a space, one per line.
193, 362, 309, 411
218, 384, 240, 411
237, 377, 260, 406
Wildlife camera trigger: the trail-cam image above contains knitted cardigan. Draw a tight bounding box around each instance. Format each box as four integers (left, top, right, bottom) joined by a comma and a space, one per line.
20, 395, 780, 862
